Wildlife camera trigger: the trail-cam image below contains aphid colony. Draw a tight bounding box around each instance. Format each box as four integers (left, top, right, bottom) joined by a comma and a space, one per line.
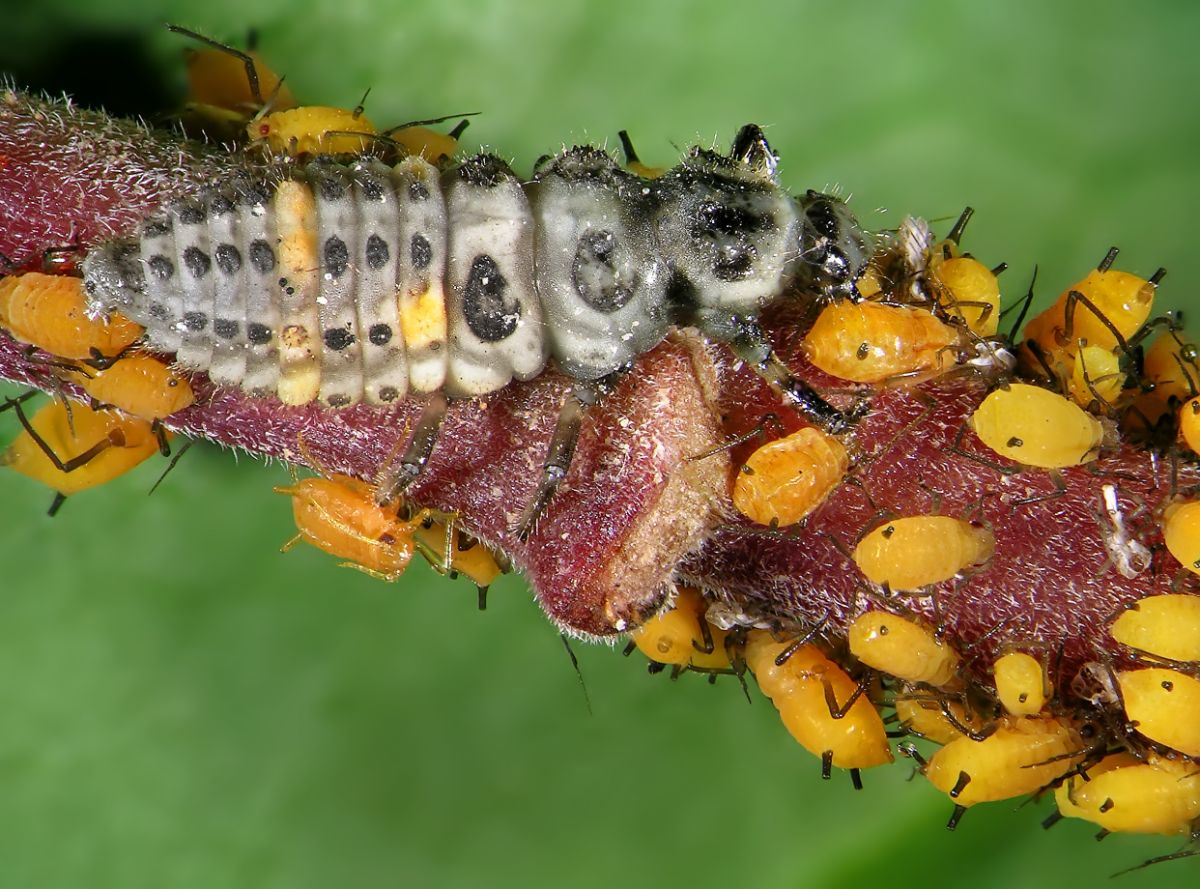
639, 212, 1200, 849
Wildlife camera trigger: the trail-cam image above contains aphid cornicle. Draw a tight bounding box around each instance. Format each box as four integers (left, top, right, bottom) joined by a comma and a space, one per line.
82, 125, 869, 534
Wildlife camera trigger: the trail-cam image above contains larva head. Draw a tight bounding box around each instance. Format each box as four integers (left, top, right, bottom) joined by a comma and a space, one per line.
794, 189, 871, 301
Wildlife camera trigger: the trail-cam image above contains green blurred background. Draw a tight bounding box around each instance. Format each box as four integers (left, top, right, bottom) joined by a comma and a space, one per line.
2, 1, 1198, 886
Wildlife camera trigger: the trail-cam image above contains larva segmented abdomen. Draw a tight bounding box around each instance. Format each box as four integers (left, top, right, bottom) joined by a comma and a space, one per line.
81, 135, 853, 408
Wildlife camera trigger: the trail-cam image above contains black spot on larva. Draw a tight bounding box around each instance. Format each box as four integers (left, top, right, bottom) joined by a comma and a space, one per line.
210, 194, 235, 216
408, 180, 430, 202
324, 236, 349, 279
327, 393, 352, 408
463, 254, 519, 342
248, 240, 275, 274
365, 234, 390, 270
183, 311, 208, 332
147, 302, 170, 321
457, 154, 512, 188
239, 183, 271, 207
213, 318, 239, 340
247, 323, 272, 345
324, 328, 355, 351
805, 193, 840, 239
572, 229, 634, 313
368, 323, 393, 346
694, 199, 766, 238
314, 172, 347, 202
359, 175, 385, 202
142, 219, 172, 238
214, 244, 242, 275
178, 204, 206, 225
411, 233, 432, 270
183, 247, 211, 278
378, 386, 399, 402
713, 245, 756, 281
147, 255, 174, 280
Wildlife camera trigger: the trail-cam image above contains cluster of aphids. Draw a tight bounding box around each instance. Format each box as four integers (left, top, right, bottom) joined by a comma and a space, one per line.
1, 26, 1199, 867
630, 212, 1200, 861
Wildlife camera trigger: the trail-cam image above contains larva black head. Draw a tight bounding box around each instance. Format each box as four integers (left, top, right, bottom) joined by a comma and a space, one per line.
795, 189, 871, 301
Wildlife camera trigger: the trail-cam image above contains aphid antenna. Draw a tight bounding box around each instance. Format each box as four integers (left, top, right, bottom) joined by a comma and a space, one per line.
7, 394, 116, 475
559, 634, 592, 717
147, 440, 192, 496
1111, 846, 1200, 879
687, 411, 783, 462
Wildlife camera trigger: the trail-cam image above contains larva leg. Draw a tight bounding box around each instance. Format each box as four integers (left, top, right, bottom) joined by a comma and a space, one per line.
374, 392, 447, 504
731, 331, 863, 434
514, 381, 603, 542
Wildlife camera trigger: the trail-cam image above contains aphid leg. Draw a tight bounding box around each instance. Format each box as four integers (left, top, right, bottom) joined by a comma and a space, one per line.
40, 244, 81, 274
772, 613, 831, 666
375, 392, 448, 504
732, 331, 864, 434
940, 699, 996, 742
1010, 470, 1067, 507
1003, 266, 1038, 344
822, 671, 872, 720
6, 396, 117, 474
515, 379, 607, 542
946, 421, 1021, 476
1112, 845, 1200, 878
166, 23, 265, 105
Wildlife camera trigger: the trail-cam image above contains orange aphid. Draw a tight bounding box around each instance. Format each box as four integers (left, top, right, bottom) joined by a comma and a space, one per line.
71, 353, 195, 421
0, 273, 142, 360
732, 426, 848, 526
1, 399, 160, 499
274, 473, 434, 580
744, 630, 893, 773
922, 715, 1083, 808
630, 586, 731, 670
803, 301, 960, 384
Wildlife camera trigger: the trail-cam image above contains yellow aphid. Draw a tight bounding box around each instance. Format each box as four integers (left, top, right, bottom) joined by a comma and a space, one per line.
1055, 754, 1200, 835
388, 126, 460, 163
71, 353, 195, 421
923, 715, 1083, 808
630, 586, 730, 670
744, 630, 893, 772
992, 652, 1048, 716
616, 130, 668, 179
1068, 345, 1124, 410
1110, 594, 1200, 662
1162, 499, 1200, 576
847, 612, 961, 687
1, 399, 160, 498
183, 40, 294, 116
1117, 667, 1200, 756
931, 256, 1001, 337
275, 474, 434, 581
1180, 397, 1200, 454
803, 301, 960, 384
0, 273, 143, 360
852, 515, 994, 591
894, 691, 986, 745
969, 383, 1104, 468
413, 519, 504, 592
731, 426, 848, 527
1127, 331, 1198, 429
249, 106, 377, 156
1023, 264, 1157, 360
